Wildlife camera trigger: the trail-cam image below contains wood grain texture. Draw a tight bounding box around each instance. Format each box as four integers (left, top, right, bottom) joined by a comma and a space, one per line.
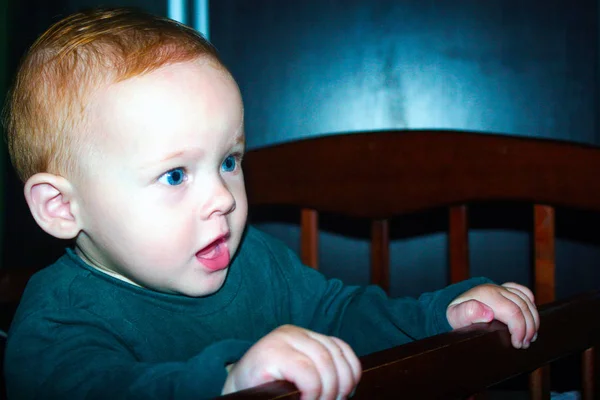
219, 291, 600, 399
529, 365, 550, 400
449, 205, 469, 283
582, 347, 596, 400
534, 205, 556, 304
300, 209, 319, 269
245, 130, 600, 218
370, 219, 390, 293
531, 205, 556, 399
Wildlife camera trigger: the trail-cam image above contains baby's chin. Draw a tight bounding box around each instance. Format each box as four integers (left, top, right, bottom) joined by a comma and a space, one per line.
177, 285, 225, 298
157, 269, 230, 298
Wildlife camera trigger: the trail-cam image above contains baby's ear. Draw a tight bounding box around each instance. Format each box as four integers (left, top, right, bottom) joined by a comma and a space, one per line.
24, 173, 82, 239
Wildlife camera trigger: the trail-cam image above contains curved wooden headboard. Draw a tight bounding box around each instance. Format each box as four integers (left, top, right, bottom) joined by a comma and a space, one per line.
243, 129, 600, 298
244, 129, 600, 217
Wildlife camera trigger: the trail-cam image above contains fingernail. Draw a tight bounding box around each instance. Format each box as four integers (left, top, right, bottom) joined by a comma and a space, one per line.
523, 340, 530, 349
532, 333, 538, 342
349, 387, 357, 398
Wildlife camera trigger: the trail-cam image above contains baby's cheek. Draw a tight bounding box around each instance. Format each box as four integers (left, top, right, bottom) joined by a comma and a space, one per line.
148, 221, 194, 253
129, 213, 192, 255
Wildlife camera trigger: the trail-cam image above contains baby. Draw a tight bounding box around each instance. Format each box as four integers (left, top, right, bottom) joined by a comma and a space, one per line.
3, 7, 538, 400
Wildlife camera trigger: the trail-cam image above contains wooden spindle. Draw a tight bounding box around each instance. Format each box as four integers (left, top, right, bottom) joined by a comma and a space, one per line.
533, 205, 556, 304
371, 219, 390, 293
449, 205, 482, 400
530, 365, 551, 400
530, 205, 556, 399
300, 208, 319, 269
582, 347, 596, 400
449, 205, 469, 283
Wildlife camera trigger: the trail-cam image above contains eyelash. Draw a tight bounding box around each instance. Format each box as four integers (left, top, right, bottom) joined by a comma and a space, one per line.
158, 167, 188, 186
222, 152, 243, 173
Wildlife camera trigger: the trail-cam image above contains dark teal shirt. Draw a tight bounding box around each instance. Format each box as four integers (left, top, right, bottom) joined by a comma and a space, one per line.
5, 226, 489, 399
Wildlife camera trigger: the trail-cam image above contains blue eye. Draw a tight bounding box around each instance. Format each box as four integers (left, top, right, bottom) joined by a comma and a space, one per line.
159, 168, 186, 186
221, 155, 237, 172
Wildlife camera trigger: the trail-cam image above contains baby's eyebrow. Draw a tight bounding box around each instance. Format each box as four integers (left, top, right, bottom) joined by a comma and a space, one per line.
159, 150, 185, 163
152, 150, 190, 166
138, 148, 205, 170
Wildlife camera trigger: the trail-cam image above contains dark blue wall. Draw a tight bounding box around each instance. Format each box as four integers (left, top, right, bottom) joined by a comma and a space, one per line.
210, 0, 600, 298
3, 0, 600, 301
212, 0, 598, 148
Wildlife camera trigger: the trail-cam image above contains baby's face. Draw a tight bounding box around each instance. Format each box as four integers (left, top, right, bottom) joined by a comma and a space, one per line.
72, 58, 248, 296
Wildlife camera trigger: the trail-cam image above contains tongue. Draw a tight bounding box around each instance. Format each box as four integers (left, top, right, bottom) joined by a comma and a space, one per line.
197, 240, 221, 259
196, 239, 230, 272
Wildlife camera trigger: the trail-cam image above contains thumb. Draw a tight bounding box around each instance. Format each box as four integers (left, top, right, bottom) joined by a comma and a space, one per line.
447, 299, 494, 329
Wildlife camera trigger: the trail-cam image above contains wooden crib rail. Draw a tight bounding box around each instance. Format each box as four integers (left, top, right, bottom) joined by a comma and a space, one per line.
219, 290, 600, 399
243, 129, 600, 299
243, 130, 600, 218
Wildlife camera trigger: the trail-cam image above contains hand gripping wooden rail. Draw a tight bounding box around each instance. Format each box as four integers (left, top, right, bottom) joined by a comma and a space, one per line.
239, 129, 600, 399
218, 290, 600, 399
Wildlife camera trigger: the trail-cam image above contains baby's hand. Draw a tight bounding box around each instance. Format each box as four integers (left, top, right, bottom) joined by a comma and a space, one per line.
446, 282, 539, 349
222, 325, 362, 399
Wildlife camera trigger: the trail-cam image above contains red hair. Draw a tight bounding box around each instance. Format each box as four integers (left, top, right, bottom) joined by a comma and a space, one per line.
4, 7, 223, 181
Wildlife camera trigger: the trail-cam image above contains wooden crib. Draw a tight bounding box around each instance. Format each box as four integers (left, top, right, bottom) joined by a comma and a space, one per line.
1, 129, 600, 399
221, 129, 600, 399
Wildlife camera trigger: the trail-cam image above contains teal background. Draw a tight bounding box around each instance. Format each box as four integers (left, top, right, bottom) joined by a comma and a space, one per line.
210, 0, 600, 299
2, 0, 600, 305
1, 1, 597, 391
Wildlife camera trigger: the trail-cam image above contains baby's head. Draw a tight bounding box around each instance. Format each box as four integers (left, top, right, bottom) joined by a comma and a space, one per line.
6, 7, 225, 182
4, 8, 248, 297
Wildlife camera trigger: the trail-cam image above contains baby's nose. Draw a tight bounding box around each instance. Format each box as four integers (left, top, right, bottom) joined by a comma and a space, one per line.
200, 179, 236, 218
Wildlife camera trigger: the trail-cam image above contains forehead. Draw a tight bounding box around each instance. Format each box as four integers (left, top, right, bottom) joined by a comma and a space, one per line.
84, 59, 243, 160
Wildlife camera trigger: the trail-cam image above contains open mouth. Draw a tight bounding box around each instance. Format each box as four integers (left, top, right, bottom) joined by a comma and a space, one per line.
196, 237, 230, 272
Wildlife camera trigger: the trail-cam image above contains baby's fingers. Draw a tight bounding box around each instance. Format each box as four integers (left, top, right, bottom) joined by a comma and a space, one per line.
290, 331, 361, 400
502, 282, 535, 304
502, 285, 539, 345
502, 283, 539, 331
316, 335, 361, 397
331, 337, 362, 387
289, 332, 345, 400
276, 355, 325, 400
497, 290, 534, 349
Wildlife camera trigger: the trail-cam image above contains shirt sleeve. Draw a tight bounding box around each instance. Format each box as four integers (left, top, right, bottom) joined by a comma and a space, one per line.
5, 309, 252, 400
257, 230, 493, 356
